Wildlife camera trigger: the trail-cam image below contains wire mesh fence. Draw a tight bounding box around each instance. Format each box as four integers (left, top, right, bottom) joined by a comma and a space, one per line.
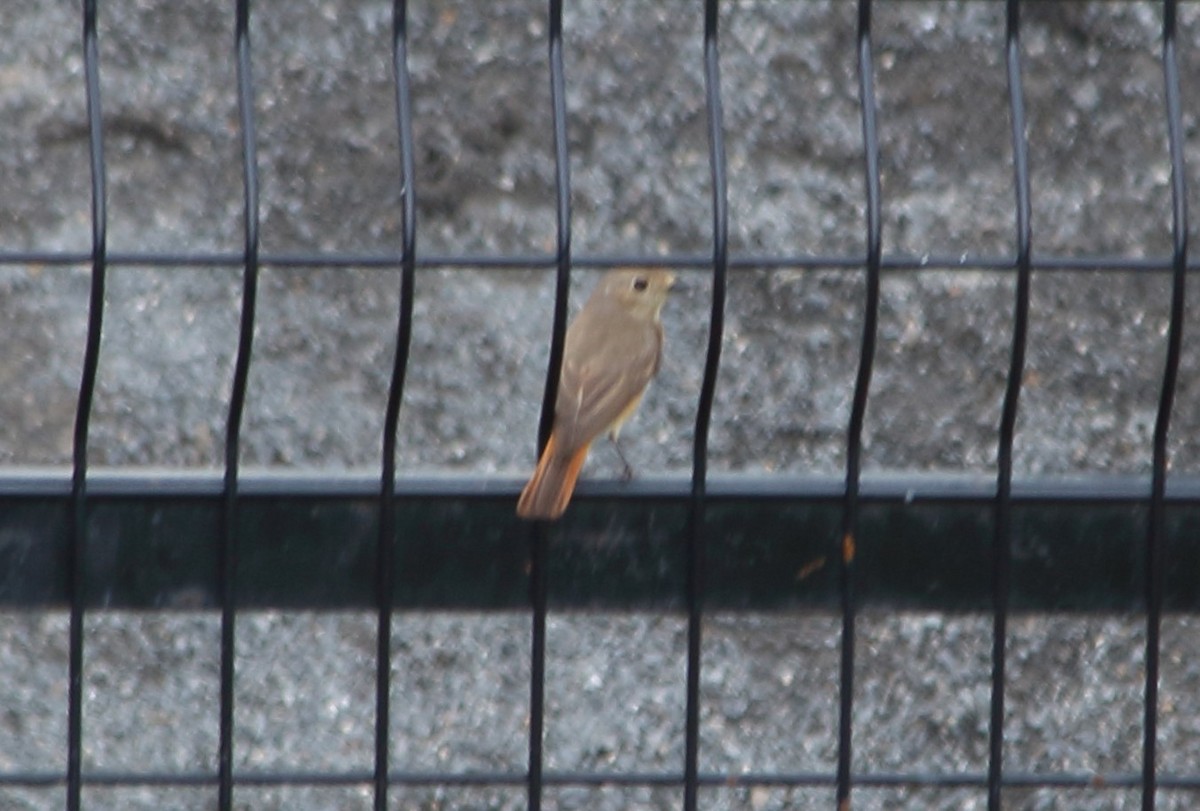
1, 1, 1200, 810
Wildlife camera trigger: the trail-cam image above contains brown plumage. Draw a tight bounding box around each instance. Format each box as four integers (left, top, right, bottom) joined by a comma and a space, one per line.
517, 268, 674, 520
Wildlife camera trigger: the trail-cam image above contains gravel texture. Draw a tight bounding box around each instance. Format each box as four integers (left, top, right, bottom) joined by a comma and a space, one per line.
2, 1, 1200, 810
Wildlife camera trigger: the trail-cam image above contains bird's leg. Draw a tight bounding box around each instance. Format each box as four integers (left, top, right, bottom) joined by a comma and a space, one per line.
608, 431, 634, 482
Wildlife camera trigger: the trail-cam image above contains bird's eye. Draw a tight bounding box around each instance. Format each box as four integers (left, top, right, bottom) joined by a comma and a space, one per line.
632, 277, 649, 292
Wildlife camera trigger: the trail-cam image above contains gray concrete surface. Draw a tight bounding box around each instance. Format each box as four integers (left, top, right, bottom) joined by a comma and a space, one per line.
1, 1, 1200, 810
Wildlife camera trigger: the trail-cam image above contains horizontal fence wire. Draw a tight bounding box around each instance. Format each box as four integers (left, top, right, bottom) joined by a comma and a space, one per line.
1, 0, 1196, 809
12, 767, 1200, 791
0, 249, 1196, 272
9, 767, 1200, 791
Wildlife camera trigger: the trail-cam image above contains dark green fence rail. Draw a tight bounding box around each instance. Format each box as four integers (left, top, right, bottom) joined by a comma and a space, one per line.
3, 470, 1197, 613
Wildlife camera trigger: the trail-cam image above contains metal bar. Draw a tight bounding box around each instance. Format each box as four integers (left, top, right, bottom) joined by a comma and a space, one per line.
1, 248, 1198, 274
540, 7, 572, 456
527, 525, 548, 811
524, 2, 573, 807
9, 767, 1200, 791
839, 0, 883, 806
375, 3, 418, 809
1144, 2, 1189, 808
9, 471, 1200, 611
19, 466, 1200, 501
989, 2, 1032, 808
67, 1, 108, 809
219, 4, 261, 809
683, 2, 729, 809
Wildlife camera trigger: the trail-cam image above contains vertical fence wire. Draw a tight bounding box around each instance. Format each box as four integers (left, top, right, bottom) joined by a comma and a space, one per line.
838, 0, 882, 807
218, 3, 261, 809
376, 3, 420, 806
1144, 1, 1188, 808
989, 2, 1032, 808
683, 2, 729, 809
540, 0, 572, 451
375, 2, 418, 809
526, 1, 573, 807
67, 1, 107, 809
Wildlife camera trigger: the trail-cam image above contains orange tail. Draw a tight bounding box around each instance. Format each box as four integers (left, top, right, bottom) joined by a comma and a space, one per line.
516, 434, 590, 520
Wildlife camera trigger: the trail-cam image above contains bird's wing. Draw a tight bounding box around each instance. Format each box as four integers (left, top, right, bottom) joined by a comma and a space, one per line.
554, 322, 661, 452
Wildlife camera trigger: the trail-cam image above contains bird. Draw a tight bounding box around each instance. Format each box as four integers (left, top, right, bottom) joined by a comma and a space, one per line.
517, 268, 675, 520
